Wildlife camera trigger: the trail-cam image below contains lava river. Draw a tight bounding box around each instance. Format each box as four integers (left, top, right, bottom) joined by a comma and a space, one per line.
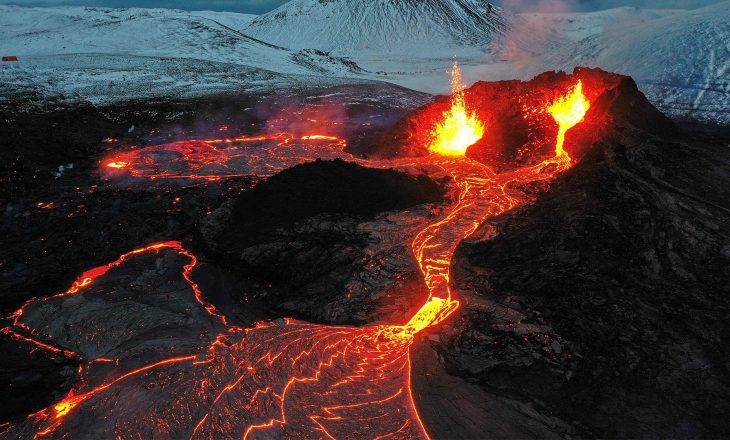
1, 74, 588, 439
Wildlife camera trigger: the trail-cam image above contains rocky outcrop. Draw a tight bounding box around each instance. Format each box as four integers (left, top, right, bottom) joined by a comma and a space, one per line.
432, 127, 730, 437
199, 159, 444, 325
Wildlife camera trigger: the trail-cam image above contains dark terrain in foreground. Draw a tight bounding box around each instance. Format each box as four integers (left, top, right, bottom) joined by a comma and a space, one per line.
433, 124, 730, 438
1, 81, 729, 438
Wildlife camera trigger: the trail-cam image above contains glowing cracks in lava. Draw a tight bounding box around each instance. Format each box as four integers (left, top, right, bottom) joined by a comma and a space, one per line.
547, 80, 591, 159
35, 355, 198, 437
100, 133, 350, 184
427, 61, 485, 157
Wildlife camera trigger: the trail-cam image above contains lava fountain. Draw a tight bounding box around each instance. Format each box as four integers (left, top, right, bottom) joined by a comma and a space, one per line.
547, 80, 590, 159
426, 61, 485, 157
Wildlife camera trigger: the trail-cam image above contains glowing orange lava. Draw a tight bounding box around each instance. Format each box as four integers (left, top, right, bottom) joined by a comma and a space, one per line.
4, 80, 591, 439
105, 161, 129, 169
547, 80, 591, 158
101, 133, 349, 183
427, 61, 485, 156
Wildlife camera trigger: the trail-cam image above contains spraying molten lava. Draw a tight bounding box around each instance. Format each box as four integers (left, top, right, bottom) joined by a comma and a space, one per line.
427, 61, 485, 156
548, 80, 590, 159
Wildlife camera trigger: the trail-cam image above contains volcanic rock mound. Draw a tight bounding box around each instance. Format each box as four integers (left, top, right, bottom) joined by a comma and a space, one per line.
199, 159, 444, 325
368, 67, 675, 170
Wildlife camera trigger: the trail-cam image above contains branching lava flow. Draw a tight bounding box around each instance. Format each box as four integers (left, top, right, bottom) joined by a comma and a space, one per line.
2, 76, 591, 439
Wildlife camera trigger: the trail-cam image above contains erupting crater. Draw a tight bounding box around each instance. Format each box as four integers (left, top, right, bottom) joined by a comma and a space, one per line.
426, 61, 485, 157
547, 80, 590, 158
2, 67, 633, 440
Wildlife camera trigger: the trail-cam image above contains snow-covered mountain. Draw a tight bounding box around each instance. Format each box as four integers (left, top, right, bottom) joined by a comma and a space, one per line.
0, 6, 375, 74
245, 0, 507, 56
0, 1, 728, 124
0, 6, 370, 104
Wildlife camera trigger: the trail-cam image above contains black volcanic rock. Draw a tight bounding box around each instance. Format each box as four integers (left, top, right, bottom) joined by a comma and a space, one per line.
224, 159, 442, 246
2, 74, 728, 438
0, 86, 431, 424
199, 159, 443, 325
432, 127, 730, 438
0, 334, 79, 422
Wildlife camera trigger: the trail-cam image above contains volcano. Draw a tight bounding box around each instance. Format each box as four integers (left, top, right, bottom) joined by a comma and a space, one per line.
364, 67, 675, 167
1, 60, 729, 440
245, 0, 507, 55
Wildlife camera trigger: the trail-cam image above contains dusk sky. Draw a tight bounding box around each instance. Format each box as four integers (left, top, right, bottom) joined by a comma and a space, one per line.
0, 0, 724, 14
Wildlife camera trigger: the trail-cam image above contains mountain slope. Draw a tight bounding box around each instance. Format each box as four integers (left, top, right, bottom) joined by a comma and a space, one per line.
0, 6, 364, 75
0, 6, 371, 103
245, 0, 507, 55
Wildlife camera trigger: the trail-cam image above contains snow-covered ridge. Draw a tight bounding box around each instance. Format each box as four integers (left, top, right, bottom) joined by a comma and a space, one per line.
0, 5, 373, 104
245, 0, 507, 55
0, 5, 351, 74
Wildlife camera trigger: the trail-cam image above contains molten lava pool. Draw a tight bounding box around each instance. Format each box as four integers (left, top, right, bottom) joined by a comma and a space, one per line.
101, 133, 350, 183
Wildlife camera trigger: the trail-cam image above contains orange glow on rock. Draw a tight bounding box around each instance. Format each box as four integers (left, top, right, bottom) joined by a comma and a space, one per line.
427, 61, 485, 156
547, 80, 590, 158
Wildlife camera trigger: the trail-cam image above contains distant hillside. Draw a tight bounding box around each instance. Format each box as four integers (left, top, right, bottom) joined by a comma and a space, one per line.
245, 0, 508, 55
0, 2, 728, 124
508, 3, 730, 124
